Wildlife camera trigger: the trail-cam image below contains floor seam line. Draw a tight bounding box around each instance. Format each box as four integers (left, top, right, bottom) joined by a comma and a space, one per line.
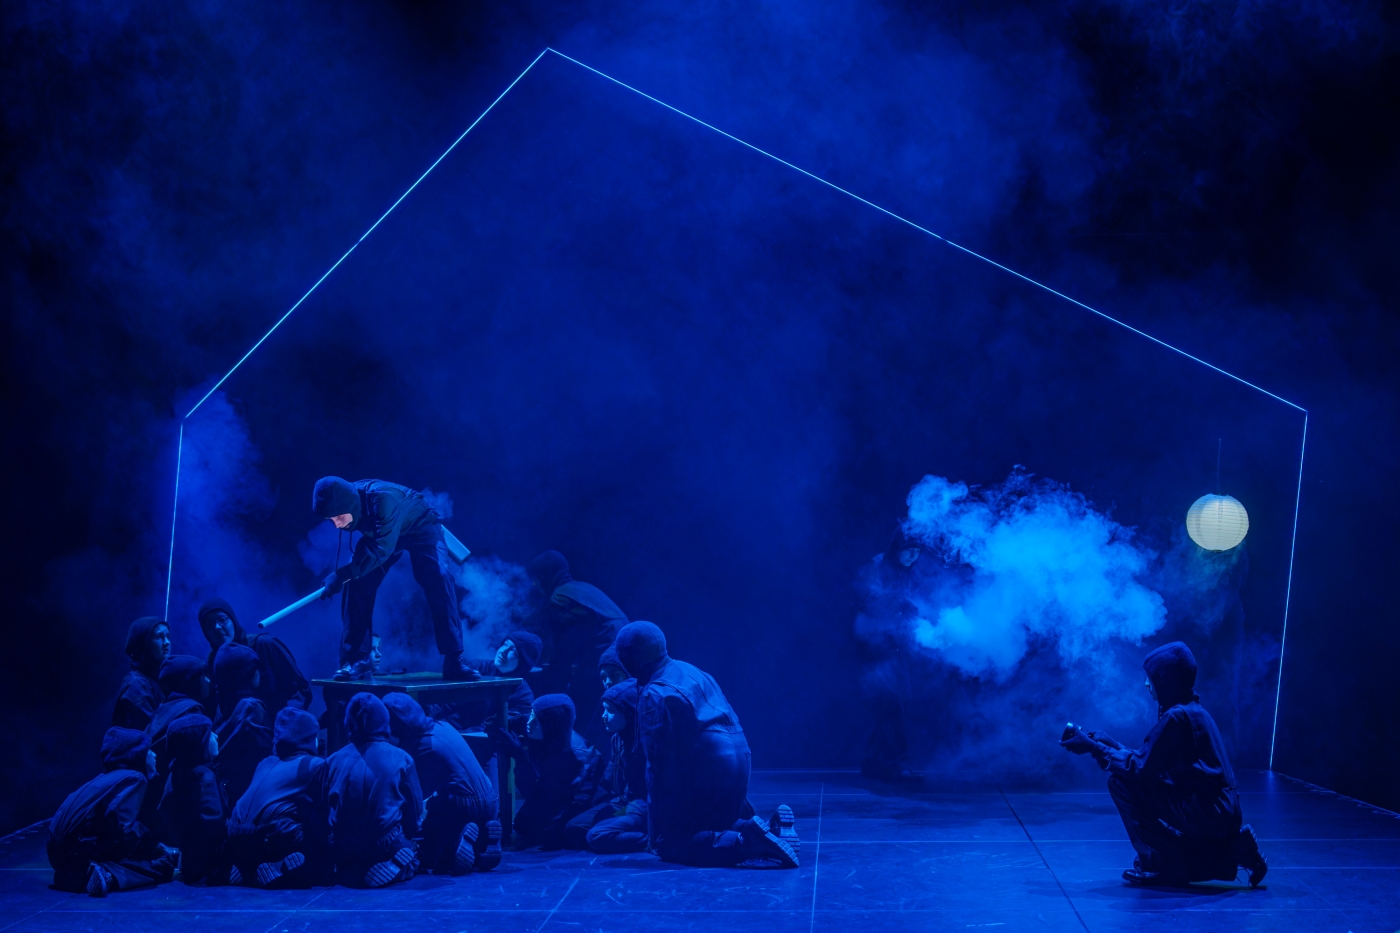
809, 781, 824, 933
534, 855, 592, 931
998, 785, 1091, 933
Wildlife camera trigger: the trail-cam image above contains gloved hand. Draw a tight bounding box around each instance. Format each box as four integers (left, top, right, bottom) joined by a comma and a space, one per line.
1088, 730, 1122, 750
320, 566, 350, 599
489, 726, 523, 757
1059, 724, 1098, 755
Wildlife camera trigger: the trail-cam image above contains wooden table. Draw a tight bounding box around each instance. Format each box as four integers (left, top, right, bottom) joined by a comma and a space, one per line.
314, 672, 522, 839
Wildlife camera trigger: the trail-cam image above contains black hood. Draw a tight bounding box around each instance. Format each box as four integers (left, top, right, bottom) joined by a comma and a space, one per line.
167, 713, 214, 768
101, 727, 151, 773
273, 707, 320, 758
528, 550, 572, 593
197, 598, 247, 652
345, 692, 391, 743
158, 655, 208, 700
124, 616, 165, 675
313, 476, 362, 530
384, 692, 433, 745
532, 693, 576, 748
615, 621, 668, 684
1144, 641, 1199, 709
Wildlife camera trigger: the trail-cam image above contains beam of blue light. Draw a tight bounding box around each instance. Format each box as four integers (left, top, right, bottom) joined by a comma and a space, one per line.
1270, 412, 1308, 769
182, 48, 551, 421
163, 421, 184, 621
546, 48, 1306, 415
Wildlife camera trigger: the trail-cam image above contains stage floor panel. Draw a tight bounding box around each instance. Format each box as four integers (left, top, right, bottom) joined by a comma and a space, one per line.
3, 770, 1397, 932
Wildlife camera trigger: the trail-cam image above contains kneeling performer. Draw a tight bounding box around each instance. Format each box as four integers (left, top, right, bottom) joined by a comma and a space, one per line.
1061, 641, 1268, 887
312, 476, 472, 681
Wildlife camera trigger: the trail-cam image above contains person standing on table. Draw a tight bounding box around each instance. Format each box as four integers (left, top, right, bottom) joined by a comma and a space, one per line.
312, 477, 473, 681
113, 617, 172, 730
47, 727, 176, 897
1061, 641, 1268, 887
527, 551, 627, 726
226, 708, 329, 888
198, 598, 311, 716
384, 693, 503, 874
614, 621, 800, 868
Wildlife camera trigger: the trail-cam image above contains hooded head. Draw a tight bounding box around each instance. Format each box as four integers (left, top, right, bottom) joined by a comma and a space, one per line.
527, 551, 572, 593
383, 692, 432, 746
601, 677, 641, 743
1144, 641, 1198, 709
158, 655, 209, 701
531, 694, 576, 747
197, 598, 246, 653
273, 708, 320, 759
505, 631, 543, 673
124, 616, 170, 676
313, 477, 361, 530
614, 621, 668, 684
167, 713, 214, 768
214, 643, 261, 704
345, 692, 391, 743
101, 727, 151, 773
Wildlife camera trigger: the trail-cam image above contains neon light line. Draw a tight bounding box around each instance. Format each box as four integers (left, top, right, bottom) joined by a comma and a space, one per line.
182, 48, 551, 421
163, 421, 184, 621
1270, 412, 1308, 769
546, 48, 1305, 414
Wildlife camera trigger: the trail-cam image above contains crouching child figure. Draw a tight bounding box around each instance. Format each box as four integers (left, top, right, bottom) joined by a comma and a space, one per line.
226, 708, 328, 887
47, 728, 176, 897
157, 714, 228, 885
325, 693, 422, 887
563, 678, 649, 853
497, 694, 601, 849
1061, 642, 1268, 887
384, 694, 503, 874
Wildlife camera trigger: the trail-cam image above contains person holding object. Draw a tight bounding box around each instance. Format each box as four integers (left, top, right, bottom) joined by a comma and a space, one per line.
311, 476, 474, 681
1060, 641, 1268, 887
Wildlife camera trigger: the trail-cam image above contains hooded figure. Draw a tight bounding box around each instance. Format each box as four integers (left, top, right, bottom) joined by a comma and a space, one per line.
615, 621, 798, 868
323, 693, 423, 887
435, 631, 539, 735
504, 693, 602, 849
526, 551, 628, 729
113, 617, 171, 731
47, 728, 175, 896
227, 708, 329, 888
385, 694, 502, 874
212, 644, 273, 805
563, 677, 650, 853
146, 655, 210, 780
1061, 642, 1268, 886
312, 477, 469, 681
157, 714, 227, 884
197, 598, 311, 717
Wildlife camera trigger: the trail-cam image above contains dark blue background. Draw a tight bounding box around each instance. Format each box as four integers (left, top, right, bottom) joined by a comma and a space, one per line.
4, 0, 1397, 832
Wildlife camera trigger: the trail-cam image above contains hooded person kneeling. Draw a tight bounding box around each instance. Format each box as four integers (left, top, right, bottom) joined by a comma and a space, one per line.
157, 714, 228, 885
615, 621, 799, 868
384, 694, 503, 874
563, 677, 649, 854
227, 708, 329, 888
212, 644, 273, 805
325, 693, 423, 887
496, 694, 602, 849
1061, 641, 1268, 887
47, 728, 176, 897
198, 598, 312, 718
147, 656, 211, 781
113, 617, 172, 731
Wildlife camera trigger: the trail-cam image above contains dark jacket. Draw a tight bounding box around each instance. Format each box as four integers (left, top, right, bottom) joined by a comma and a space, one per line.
384, 694, 494, 803
147, 655, 209, 779
215, 695, 273, 806
528, 553, 627, 672
229, 709, 327, 854
324, 694, 423, 860
113, 617, 167, 730
197, 599, 311, 716
330, 481, 442, 582
157, 715, 226, 882
512, 695, 602, 846
47, 728, 158, 871
600, 679, 646, 804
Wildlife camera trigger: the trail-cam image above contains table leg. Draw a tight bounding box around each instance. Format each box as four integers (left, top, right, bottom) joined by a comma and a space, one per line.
498, 687, 514, 841
324, 686, 346, 753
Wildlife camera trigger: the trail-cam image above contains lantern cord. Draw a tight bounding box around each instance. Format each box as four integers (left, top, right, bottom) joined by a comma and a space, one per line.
1216, 439, 1222, 495
1269, 412, 1307, 770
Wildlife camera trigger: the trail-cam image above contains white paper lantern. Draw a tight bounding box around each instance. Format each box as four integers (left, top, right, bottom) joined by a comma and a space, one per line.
1186, 494, 1249, 551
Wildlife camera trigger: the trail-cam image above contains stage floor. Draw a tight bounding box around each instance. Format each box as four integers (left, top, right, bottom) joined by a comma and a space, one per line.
3, 770, 1398, 932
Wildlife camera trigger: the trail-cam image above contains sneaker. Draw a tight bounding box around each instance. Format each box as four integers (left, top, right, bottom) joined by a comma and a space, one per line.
442, 655, 481, 682
227, 863, 244, 886
1238, 825, 1268, 887
1122, 867, 1188, 887
737, 816, 799, 869
443, 824, 479, 875
476, 820, 503, 871
85, 862, 111, 898
257, 851, 306, 887
365, 846, 417, 888
767, 804, 800, 860
333, 660, 376, 682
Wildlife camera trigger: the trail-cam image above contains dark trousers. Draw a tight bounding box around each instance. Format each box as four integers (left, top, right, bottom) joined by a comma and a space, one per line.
227, 817, 325, 887
340, 526, 463, 664
655, 732, 752, 867
48, 840, 175, 893
332, 824, 418, 887
419, 792, 498, 872
564, 799, 649, 854
1108, 774, 1244, 881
